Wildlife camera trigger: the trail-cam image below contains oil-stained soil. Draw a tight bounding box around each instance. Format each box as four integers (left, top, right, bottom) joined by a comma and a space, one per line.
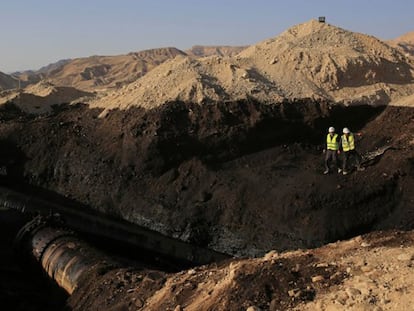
0, 99, 413, 310
0, 100, 412, 257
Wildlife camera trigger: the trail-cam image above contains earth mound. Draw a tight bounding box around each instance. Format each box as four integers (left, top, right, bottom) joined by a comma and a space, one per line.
238, 20, 414, 104
89, 54, 282, 111
90, 20, 414, 111
0, 81, 94, 114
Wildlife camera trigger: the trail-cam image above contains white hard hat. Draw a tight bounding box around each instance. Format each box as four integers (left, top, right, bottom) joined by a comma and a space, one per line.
343, 127, 350, 134
328, 126, 335, 133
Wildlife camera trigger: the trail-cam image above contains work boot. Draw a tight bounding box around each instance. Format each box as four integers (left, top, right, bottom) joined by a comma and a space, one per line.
343, 171, 349, 175
323, 169, 329, 175
338, 168, 342, 174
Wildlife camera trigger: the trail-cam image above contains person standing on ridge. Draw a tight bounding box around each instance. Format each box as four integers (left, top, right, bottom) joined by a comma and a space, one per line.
340, 127, 364, 175
323, 126, 341, 175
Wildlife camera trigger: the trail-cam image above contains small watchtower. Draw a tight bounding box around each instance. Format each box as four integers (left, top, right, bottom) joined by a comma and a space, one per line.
318, 16, 326, 23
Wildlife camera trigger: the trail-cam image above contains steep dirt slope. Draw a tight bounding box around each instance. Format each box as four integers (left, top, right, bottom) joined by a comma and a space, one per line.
388, 31, 414, 58
186, 45, 248, 57
0, 99, 412, 310
14, 47, 186, 92
90, 20, 414, 111
0, 98, 412, 257
0, 71, 18, 91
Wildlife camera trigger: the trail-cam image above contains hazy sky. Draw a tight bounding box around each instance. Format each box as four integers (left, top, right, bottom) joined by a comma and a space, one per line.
1, 0, 413, 72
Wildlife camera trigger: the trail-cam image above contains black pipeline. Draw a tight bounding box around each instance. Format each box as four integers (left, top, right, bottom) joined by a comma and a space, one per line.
0, 185, 230, 267
14, 216, 115, 294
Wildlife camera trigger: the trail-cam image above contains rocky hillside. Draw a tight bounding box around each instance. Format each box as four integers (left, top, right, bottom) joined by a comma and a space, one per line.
14, 47, 186, 92
0, 72, 18, 91
90, 20, 414, 112
388, 31, 414, 58
238, 20, 414, 104
14, 59, 71, 86
186, 45, 247, 57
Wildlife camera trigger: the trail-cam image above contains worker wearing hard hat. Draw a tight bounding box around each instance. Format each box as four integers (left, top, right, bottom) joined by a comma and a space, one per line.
323, 126, 341, 175
340, 127, 364, 175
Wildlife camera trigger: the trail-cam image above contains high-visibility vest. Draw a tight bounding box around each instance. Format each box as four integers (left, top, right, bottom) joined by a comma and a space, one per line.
341, 134, 355, 151
326, 134, 339, 151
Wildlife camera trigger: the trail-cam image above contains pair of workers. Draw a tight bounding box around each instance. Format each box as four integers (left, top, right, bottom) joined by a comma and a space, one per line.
324, 126, 363, 175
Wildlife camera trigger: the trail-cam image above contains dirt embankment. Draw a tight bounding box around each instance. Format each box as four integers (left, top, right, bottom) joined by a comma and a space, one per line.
66, 230, 414, 311
0, 100, 412, 258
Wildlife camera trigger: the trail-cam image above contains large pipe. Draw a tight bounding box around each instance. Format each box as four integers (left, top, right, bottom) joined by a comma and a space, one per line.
14, 216, 115, 294
0, 185, 230, 266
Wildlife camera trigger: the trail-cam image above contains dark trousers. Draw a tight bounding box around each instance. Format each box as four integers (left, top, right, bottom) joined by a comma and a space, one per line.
342, 150, 362, 171
325, 150, 338, 171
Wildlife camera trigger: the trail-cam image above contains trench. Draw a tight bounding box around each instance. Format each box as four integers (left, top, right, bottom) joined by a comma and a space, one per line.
0, 209, 68, 310
1, 197, 222, 311
0, 100, 410, 309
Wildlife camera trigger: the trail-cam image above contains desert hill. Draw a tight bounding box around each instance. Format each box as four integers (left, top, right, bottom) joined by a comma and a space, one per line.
14, 47, 186, 92
89, 53, 284, 112
14, 59, 71, 86
388, 31, 414, 58
15, 46, 248, 92
0, 81, 93, 114
0, 72, 18, 91
238, 20, 414, 104
90, 20, 414, 112
186, 45, 248, 57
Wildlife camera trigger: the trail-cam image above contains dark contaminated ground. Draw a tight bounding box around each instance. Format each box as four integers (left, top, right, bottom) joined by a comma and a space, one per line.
0, 99, 413, 310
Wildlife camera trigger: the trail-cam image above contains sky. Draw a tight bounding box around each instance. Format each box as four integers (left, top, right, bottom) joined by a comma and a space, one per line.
1, 0, 413, 73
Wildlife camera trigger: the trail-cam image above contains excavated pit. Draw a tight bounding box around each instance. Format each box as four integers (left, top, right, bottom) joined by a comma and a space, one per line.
0, 99, 413, 309
0, 100, 411, 255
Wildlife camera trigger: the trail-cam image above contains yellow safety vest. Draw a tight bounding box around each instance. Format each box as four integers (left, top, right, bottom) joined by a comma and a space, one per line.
326, 134, 339, 151
341, 134, 355, 151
